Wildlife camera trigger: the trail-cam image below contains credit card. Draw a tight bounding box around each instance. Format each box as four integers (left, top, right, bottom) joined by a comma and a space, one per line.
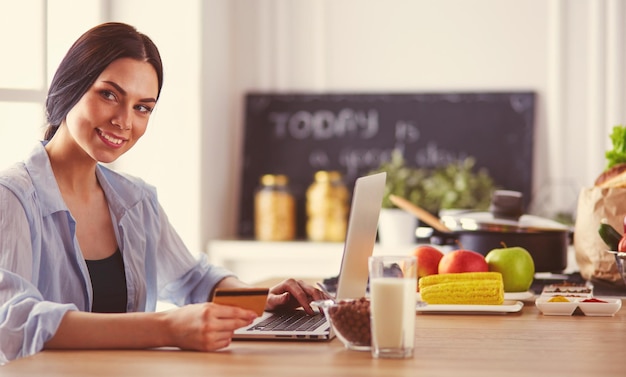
212, 287, 269, 316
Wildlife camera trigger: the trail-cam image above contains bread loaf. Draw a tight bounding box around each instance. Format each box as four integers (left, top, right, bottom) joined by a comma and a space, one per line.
594, 163, 626, 188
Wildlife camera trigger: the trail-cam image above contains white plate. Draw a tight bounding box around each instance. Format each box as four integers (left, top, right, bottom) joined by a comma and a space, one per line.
504, 291, 534, 301
540, 283, 593, 299
415, 300, 524, 314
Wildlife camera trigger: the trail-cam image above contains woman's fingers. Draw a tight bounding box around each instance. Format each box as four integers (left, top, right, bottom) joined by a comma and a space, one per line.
165, 303, 256, 351
266, 279, 328, 314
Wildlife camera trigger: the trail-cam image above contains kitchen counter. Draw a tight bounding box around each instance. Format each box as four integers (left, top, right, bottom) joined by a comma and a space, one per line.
3, 291, 625, 377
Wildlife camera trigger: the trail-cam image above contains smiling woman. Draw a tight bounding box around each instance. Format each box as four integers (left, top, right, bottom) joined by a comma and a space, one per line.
43, 23, 164, 142
54, 58, 159, 165
0, 22, 326, 364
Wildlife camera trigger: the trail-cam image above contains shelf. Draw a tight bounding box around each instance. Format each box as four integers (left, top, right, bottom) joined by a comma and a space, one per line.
206, 240, 417, 284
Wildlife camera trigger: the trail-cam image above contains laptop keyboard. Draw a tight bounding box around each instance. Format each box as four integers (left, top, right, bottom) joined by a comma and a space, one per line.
247, 311, 327, 332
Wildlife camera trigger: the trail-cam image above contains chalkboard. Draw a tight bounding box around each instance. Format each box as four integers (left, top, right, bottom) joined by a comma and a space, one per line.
239, 92, 535, 239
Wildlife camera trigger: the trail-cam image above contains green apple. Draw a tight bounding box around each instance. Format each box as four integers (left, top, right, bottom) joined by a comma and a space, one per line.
485, 246, 535, 292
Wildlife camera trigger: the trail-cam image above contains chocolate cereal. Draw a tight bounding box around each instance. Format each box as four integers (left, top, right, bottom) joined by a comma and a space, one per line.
328, 297, 371, 346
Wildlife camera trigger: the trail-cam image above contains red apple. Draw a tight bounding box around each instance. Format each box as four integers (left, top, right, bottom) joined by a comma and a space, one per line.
413, 245, 444, 278
619, 234, 626, 252
438, 249, 489, 274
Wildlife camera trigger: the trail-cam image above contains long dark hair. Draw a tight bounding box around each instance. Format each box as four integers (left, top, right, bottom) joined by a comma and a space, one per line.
44, 22, 164, 141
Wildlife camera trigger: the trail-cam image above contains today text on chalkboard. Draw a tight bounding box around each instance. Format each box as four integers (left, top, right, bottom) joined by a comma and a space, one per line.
239, 92, 535, 238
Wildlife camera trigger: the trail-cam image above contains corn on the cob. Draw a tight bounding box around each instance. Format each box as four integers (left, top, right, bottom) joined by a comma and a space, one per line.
419, 272, 502, 289
419, 272, 504, 305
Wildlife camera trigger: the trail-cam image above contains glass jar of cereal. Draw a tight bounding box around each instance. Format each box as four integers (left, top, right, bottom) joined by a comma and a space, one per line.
306, 170, 349, 242
254, 174, 296, 241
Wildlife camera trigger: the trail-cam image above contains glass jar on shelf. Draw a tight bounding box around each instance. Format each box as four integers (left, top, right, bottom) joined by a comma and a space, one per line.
306, 170, 349, 242
254, 174, 296, 241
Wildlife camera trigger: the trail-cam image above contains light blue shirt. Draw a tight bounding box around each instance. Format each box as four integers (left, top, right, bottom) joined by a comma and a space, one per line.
0, 142, 233, 363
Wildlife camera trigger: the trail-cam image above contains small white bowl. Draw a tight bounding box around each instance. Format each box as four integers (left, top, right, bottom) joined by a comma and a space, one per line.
577, 298, 622, 317
535, 297, 578, 316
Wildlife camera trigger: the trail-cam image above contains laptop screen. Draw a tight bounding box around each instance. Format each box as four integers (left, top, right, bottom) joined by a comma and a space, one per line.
335, 172, 386, 300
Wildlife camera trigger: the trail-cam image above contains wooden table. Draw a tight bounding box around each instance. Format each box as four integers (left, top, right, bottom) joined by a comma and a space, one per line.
2, 296, 625, 377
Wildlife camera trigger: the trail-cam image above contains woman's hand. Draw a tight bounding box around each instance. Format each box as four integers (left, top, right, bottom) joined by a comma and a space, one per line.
163, 303, 257, 351
46, 278, 328, 354
46, 303, 257, 353
265, 278, 329, 315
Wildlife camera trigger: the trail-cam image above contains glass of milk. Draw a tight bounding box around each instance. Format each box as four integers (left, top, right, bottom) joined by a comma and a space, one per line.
368, 255, 417, 359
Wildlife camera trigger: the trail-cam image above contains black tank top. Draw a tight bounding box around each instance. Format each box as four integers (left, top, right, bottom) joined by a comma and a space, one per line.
85, 248, 128, 313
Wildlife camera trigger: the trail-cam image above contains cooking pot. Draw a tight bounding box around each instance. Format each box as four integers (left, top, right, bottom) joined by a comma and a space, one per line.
390, 191, 572, 273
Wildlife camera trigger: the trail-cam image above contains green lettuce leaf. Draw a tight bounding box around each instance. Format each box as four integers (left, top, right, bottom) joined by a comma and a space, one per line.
605, 125, 626, 169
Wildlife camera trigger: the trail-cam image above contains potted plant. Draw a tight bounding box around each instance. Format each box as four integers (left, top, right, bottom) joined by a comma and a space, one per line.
369, 149, 496, 245
367, 150, 425, 245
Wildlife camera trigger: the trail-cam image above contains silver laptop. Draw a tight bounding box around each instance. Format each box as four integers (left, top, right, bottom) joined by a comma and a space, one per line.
232, 172, 386, 340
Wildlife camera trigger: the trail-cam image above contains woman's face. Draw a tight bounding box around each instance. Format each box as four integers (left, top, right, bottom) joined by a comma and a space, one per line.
63, 57, 159, 163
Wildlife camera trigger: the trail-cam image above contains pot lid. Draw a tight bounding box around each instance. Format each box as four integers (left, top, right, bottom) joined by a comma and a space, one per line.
440, 211, 570, 233
439, 190, 570, 233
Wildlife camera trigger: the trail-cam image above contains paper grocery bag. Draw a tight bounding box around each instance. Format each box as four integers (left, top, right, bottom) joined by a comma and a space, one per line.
574, 186, 626, 284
